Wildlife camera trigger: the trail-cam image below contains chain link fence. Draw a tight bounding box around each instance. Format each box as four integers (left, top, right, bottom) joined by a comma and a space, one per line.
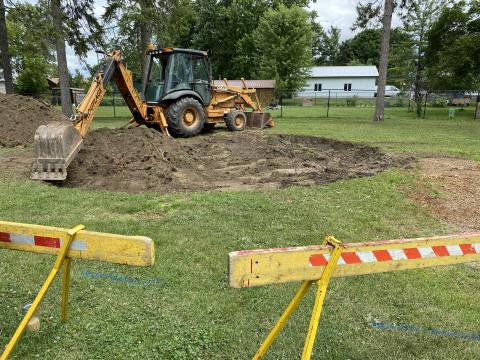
275, 89, 480, 119
30, 88, 480, 120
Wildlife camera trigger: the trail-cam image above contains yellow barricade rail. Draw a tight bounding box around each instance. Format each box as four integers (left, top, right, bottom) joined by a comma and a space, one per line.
228, 233, 480, 360
0, 220, 155, 360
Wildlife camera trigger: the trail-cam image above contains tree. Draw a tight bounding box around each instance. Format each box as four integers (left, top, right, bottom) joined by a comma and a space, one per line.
192, 0, 309, 80
46, 0, 102, 116
6, 2, 56, 96
338, 29, 380, 66
51, 0, 71, 115
337, 28, 414, 89
103, 0, 194, 92
374, 0, 394, 122
16, 57, 50, 96
312, 23, 341, 65
192, 0, 271, 79
354, 0, 413, 122
425, 1, 480, 91
0, 0, 14, 93
253, 5, 312, 97
402, 0, 448, 116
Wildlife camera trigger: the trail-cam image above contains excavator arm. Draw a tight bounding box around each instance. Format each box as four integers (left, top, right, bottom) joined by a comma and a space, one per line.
31, 51, 151, 181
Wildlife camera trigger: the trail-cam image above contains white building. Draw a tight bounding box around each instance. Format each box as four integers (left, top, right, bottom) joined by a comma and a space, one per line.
297, 65, 379, 98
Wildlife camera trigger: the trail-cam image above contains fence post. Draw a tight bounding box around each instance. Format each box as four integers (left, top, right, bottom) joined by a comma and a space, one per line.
280, 96, 283, 118
327, 90, 331, 118
423, 91, 428, 119
475, 92, 479, 120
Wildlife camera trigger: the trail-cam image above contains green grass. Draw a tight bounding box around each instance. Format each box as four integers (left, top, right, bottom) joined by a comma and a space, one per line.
270, 106, 480, 159
1, 106, 480, 359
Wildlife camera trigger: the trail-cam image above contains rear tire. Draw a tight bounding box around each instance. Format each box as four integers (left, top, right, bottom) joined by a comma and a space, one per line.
225, 111, 246, 131
167, 97, 205, 137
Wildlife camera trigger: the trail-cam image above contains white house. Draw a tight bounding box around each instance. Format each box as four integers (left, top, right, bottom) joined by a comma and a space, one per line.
297, 65, 379, 98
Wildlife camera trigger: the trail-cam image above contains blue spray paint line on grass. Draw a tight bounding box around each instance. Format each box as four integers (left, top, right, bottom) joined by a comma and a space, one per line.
371, 321, 480, 342
81, 271, 161, 287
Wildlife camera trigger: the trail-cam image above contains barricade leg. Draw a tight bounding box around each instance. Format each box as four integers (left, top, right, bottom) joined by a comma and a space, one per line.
1, 225, 85, 360
61, 257, 72, 323
252, 236, 343, 360
301, 239, 342, 360
253, 280, 313, 360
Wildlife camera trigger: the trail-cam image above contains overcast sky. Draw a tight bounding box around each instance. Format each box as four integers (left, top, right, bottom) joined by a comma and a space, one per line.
67, 0, 401, 75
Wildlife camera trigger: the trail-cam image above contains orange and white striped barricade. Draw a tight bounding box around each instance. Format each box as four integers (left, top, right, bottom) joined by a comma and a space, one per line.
228, 233, 480, 360
0, 220, 154, 360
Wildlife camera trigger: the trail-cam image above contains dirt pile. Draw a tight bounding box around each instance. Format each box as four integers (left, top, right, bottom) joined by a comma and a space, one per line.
62, 128, 410, 193
0, 94, 68, 147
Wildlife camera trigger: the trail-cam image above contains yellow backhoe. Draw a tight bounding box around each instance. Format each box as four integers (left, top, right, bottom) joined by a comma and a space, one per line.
31, 47, 274, 181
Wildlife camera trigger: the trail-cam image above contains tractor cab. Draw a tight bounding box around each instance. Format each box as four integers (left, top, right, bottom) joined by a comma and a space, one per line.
145, 48, 212, 105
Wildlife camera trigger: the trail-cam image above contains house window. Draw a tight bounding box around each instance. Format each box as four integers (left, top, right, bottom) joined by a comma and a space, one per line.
344, 83, 352, 91
314, 83, 322, 92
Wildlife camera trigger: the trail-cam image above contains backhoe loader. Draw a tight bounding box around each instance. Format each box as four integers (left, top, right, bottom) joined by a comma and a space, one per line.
31, 46, 274, 181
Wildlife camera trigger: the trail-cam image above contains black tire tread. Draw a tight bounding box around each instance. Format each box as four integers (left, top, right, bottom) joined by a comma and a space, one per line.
225, 110, 246, 131
167, 97, 205, 137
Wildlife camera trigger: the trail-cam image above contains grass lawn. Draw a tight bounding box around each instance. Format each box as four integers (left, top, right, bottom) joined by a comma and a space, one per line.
1, 105, 479, 359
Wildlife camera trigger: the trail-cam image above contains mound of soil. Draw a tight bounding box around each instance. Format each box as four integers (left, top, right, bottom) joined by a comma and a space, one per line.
63, 128, 410, 193
0, 94, 68, 147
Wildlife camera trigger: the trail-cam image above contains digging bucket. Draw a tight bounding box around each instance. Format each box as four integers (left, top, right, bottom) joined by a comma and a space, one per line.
31, 122, 83, 181
245, 112, 274, 129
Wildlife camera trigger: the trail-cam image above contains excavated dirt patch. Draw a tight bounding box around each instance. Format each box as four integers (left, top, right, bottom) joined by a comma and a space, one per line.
59, 128, 411, 193
414, 157, 480, 230
0, 94, 68, 147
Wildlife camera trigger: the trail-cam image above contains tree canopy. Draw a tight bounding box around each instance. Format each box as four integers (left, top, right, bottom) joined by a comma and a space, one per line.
425, 1, 480, 90
253, 5, 312, 97
2, 0, 477, 106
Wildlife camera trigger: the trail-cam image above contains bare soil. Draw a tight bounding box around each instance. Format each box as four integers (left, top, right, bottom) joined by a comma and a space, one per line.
0, 94, 68, 147
58, 128, 410, 193
414, 157, 480, 230
0, 92, 411, 194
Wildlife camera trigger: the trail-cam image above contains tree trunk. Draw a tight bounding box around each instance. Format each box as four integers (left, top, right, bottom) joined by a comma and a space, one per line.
140, 23, 152, 96
373, 0, 394, 122
52, 0, 72, 117
139, 0, 154, 97
0, 0, 14, 94
414, 26, 424, 117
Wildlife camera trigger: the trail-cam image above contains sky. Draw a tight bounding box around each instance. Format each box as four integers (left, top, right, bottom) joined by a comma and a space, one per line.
66, 0, 402, 75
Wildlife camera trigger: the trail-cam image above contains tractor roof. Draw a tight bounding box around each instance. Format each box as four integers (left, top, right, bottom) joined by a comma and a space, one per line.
148, 47, 208, 57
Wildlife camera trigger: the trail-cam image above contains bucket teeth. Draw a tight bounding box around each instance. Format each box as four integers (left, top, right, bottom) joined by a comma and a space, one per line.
30, 122, 83, 181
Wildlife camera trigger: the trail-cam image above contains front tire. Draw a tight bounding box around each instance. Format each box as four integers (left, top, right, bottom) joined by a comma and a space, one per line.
167, 97, 205, 137
225, 111, 246, 131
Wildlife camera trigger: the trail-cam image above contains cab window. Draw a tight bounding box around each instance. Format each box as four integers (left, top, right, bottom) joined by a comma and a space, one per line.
145, 56, 167, 102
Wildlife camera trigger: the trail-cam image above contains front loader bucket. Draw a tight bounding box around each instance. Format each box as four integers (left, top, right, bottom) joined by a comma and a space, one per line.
31, 122, 83, 181
245, 112, 274, 129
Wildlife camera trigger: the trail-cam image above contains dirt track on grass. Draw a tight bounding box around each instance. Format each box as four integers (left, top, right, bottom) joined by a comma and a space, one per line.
414, 157, 480, 230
